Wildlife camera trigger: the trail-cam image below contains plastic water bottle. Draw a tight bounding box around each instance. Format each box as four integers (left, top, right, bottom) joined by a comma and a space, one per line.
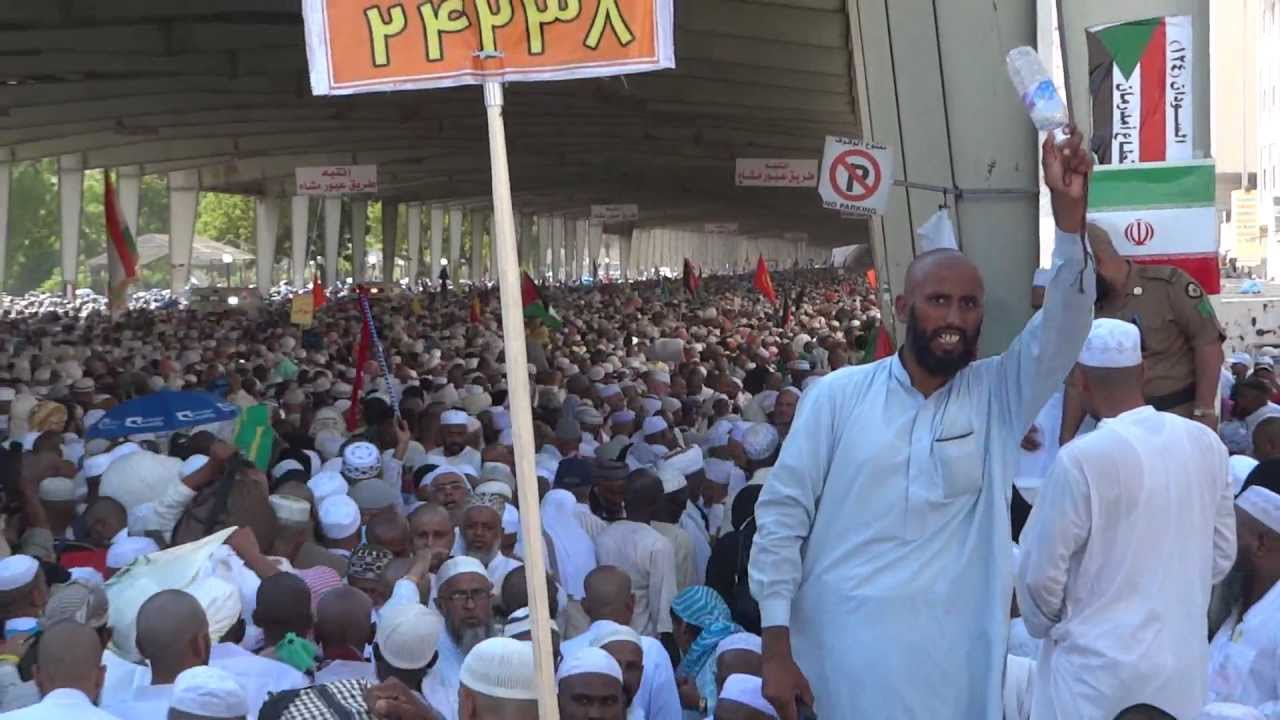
1006, 46, 1069, 141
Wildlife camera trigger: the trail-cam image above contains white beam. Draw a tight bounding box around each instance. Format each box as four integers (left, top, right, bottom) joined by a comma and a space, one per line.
254, 196, 280, 296
470, 207, 485, 283
382, 200, 398, 283
290, 195, 309, 288
350, 199, 367, 284
448, 205, 463, 283
406, 202, 422, 283
564, 217, 579, 284
167, 169, 199, 294
588, 220, 603, 279
323, 196, 341, 287
58, 154, 84, 291
550, 215, 565, 283
429, 203, 444, 283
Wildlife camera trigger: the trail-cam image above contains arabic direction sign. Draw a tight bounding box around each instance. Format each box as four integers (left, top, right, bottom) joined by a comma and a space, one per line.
735, 159, 819, 187
302, 0, 675, 95
296, 165, 379, 195
818, 137, 895, 216
590, 204, 640, 222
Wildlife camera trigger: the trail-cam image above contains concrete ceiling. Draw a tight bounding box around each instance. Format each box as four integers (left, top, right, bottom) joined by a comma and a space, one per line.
0, 0, 867, 246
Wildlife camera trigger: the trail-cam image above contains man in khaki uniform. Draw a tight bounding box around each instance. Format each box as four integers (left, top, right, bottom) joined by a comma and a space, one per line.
1060, 225, 1225, 441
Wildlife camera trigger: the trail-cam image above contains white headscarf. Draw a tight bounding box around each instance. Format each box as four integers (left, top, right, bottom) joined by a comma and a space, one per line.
540, 489, 597, 600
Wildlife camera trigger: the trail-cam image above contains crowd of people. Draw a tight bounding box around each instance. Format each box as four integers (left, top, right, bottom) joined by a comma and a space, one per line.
1, 130, 1278, 720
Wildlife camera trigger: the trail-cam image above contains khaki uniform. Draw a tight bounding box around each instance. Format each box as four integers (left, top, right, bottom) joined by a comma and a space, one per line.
1095, 263, 1224, 418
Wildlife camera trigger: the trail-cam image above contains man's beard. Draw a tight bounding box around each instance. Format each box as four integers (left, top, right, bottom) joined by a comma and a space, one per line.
906, 305, 979, 378
466, 545, 498, 566
449, 619, 497, 654
443, 443, 466, 457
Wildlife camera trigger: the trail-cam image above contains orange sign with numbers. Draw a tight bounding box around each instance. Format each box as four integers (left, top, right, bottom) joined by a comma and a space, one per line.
303, 0, 675, 95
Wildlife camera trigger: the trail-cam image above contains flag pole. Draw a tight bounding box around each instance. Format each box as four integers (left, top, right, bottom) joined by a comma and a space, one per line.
482, 79, 560, 719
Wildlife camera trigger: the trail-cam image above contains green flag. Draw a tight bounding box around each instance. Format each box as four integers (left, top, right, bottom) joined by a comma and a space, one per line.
234, 404, 274, 471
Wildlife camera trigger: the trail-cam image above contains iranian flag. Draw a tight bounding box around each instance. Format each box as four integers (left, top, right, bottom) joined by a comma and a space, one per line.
1087, 15, 1193, 165
1087, 159, 1219, 294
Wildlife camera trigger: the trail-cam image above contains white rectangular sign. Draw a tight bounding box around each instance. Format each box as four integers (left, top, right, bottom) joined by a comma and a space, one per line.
295, 165, 378, 195
735, 159, 819, 187
704, 223, 738, 234
818, 137, 895, 216
591, 204, 640, 222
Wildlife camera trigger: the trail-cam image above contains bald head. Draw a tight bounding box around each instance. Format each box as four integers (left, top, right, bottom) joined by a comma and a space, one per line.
500, 566, 560, 618
582, 565, 634, 624
624, 470, 663, 519
34, 621, 105, 699
894, 249, 984, 380
902, 250, 980, 296
315, 585, 373, 650
254, 572, 313, 641
368, 509, 411, 557
136, 590, 209, 677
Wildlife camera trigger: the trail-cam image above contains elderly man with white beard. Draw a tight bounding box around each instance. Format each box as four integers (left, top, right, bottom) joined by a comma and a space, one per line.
424, 556, 500, 720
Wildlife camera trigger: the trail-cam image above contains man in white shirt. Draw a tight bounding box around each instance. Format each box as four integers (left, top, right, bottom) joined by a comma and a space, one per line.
460, 496, 522, 593
424, 557, 500, 720
5, 621, 120, 720
426, 410, 483, 474
104, 589, 211, 719
594, 471, 678, 639
1017, 319, 1236, 720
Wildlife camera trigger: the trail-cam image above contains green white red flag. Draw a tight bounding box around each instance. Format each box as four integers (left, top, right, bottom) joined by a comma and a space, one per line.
104, 171, 139, 315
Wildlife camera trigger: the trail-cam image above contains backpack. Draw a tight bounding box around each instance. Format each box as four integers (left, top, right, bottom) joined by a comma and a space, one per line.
258, 679, 372, 720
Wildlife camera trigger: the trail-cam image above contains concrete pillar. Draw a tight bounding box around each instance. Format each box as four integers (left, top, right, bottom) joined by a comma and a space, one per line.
849, 0, 1039, 353
470, 207, 485, 282
588, 220, 603, 278
382, 200, 398, 283
58, 154, 84, 292
167, 169, 199, 295
254, 196, 281, 296
290, 196, 309, 288
537, 215, 552, 278
429, 203, 445, 282
0, 161, 9, 292
550, 215, 565, 283
448, 205, 463, 279
564, 216, 579, 283
406, 202, 422, 283
350, 199, 367, 283
323, 196, 341, 286
519, 212, 535, 270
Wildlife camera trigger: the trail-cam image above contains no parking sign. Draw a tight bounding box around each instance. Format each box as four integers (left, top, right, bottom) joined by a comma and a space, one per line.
818, 136, 896, 216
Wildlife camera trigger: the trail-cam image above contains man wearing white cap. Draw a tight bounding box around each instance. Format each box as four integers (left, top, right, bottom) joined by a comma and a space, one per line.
557, 647, 627, 720
2, 621, 119, 720
373, 602, 444, 696
1206, 485, 1280, 713
716, 673, 780, 720
458, 637, 538, 720
1017, 319, 1236, 720
751, 131, 1096, 720
594, 472, 677, 638
424, 556, 499, 720
318, 494, 362, 570
428, 410, 483, 475
167, 665, 249, 720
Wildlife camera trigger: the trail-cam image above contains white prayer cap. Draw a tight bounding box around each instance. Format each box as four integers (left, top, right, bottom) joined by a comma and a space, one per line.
377, 602, 444, 670
1238, 485, 1280, 534
460, 637, 539, 701
319, 495, 361, 540
1077, 319, 1142, 368
588, 620, 641, 650
307, 471, 348, 505
663, 445, 704, 476
315, 429, 344, 461
1199, 703, 1266, 720
651, 371, 671, 385
170, 666, 249, 719
1230, 455, 1260, 496
185, 577, 243, 643
718, 674, 779, 718
705, 458, 735, 486
607, 410, 635, 427
502, 504, 520, 535
1231, 352, 1253, 367
1260, 357, 1277, 369
503, 606, 559, 638
0, 555, 39, 591
38, 476, 78, 502
342, 441, 382, 480
660, 396, 681, 415
423, 465, 471, 489
440, 409, 470, 426
741, 423, 779, 461
482, 462, 516, 491
714, 632, 763, 662
269, 494, 311, 525
556, 646, 623, 684
436, 556, 489, 589
642, 415, 668, 437
576, 406, 604, 426
657, 465, 687, 494
68, 567, 105, 588
270, 459, 304, 479
475, 480, 513, 502
181, 454, 209, 479
106, 536, 160, 569
348, 478, 400, 512
600, 384, 622, 399
1032, 268, 1052, 288
82, 453, 113, 478
641, 396, 662, 418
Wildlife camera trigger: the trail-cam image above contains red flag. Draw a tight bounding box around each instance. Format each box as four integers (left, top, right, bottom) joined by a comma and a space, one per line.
312, 275, 327, 309
469, 292, 483, 325
753, 255, 778, 304
682, 258, 701, 296
346, 288, 372, 431
104, 172, 138, 280
865, 268, 878, 290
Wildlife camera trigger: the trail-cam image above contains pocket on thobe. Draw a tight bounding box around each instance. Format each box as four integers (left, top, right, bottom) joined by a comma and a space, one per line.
934, 428, 983, 499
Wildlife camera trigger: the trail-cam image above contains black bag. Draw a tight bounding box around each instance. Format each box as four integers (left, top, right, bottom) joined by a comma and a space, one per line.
728, 519, 761, 634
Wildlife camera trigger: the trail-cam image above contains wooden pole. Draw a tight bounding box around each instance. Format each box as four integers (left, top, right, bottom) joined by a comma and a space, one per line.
482, 79, 560, 719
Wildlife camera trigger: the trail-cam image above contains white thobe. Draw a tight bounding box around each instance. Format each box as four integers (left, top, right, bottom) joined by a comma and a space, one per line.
421, 631, 465, 720
1207, 582, 1280, 717
1013, 389, 1063, 505
653, 521, 699, 590
3, 688, 121, 720
748, 228, 1094, 719
103, 683, 172, 720
1017, 406, 1236, 720
575, 502, 609, 539
425, 447, 482, 475
210, 641, 310, 718
561, 620, 682, 720
316, 658, 377, 684
679, 502, 712, 584
485, 551, 523, 594
595, 520, 678, 636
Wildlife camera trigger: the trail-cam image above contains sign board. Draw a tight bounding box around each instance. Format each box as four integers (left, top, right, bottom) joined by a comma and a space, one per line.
735, 159, 819, 187
296, 165, 379, 195
704, 222, 738, 234
302, 0, 676, 95
819, 137, 895, 216
591, 204, 640, 222
291, 293, 316, 327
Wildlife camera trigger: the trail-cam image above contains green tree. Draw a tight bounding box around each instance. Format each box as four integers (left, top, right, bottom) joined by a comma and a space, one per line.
5, 159, 60, 294
196, 192, 255, 250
